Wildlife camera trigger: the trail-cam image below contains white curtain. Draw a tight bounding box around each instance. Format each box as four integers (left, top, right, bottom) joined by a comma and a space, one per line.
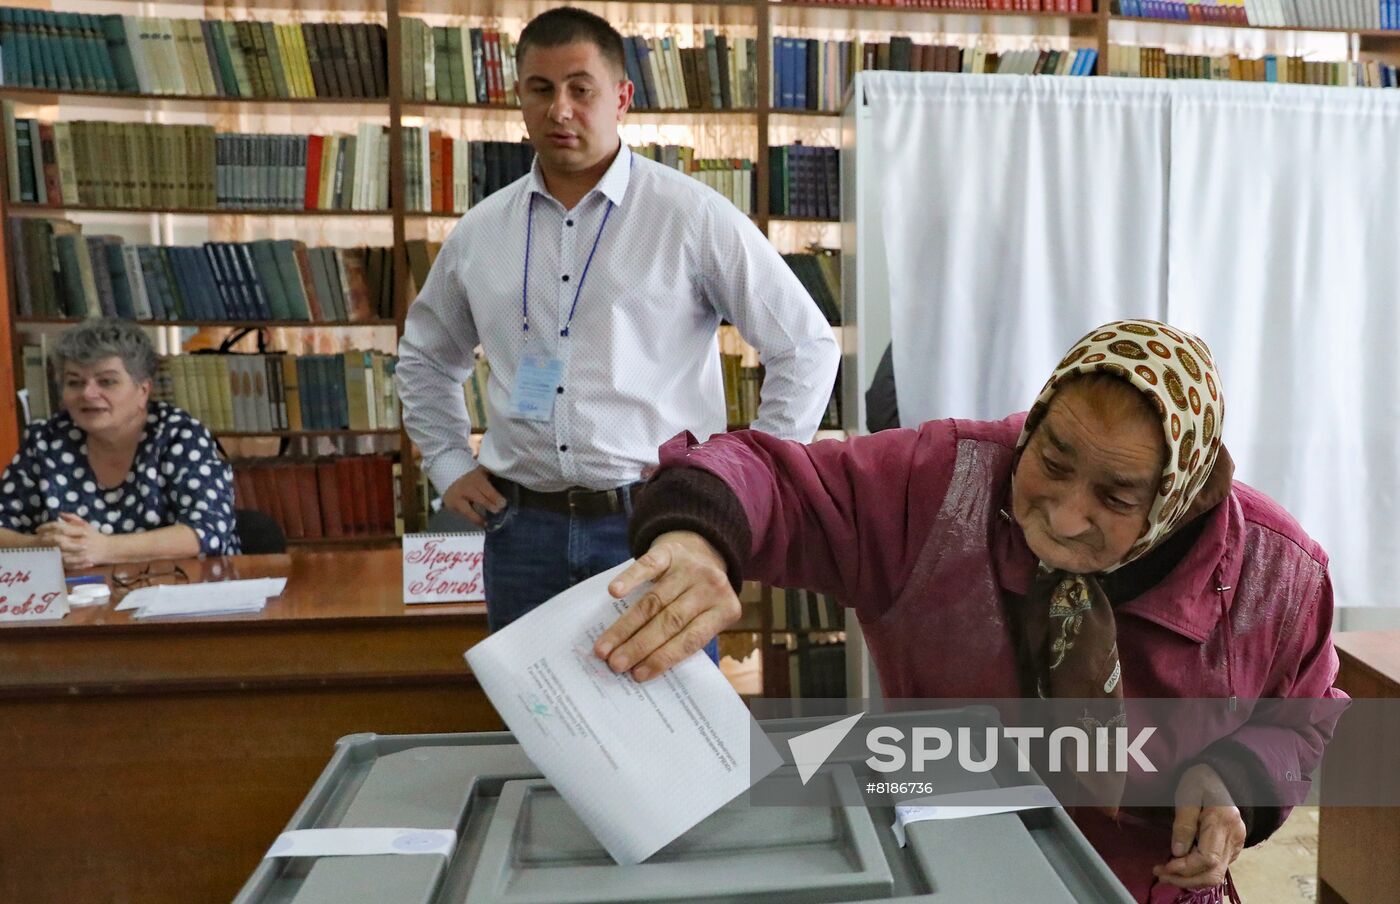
1166, 83, 1400, 610
870, 73, 1173, 425
868, 73, 1400, 607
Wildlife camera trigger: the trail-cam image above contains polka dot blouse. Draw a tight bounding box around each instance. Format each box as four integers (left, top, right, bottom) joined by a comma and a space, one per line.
0, 401, 242, 556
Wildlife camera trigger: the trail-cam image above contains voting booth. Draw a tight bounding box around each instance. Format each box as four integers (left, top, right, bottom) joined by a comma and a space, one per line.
234, 715, 1135, 904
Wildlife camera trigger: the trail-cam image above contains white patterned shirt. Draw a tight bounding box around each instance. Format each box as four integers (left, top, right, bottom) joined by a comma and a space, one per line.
398, 144, 840, 493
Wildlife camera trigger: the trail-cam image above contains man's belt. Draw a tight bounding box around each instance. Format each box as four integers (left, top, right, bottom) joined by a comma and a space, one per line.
493, 477, 641, 518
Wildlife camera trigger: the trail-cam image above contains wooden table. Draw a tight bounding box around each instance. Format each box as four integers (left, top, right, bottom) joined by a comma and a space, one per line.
1318, 630, 1400, 904
0, 549, 499, 904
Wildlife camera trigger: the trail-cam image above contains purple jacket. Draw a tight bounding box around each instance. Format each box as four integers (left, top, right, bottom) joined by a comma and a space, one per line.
654, 415, 1344, 901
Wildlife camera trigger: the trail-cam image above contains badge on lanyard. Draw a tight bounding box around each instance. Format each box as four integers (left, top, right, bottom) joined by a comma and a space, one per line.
507, 353, 564, 422
510, 166, 624, 423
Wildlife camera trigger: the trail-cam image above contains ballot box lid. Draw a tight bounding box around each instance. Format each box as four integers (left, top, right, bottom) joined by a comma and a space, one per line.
233, 713, 1134, 904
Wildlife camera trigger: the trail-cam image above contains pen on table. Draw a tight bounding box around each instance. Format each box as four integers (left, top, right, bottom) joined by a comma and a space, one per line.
66, 575, 107, 586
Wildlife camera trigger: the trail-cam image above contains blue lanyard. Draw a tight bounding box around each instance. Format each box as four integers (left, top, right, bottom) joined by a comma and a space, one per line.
521, 194, 615, 338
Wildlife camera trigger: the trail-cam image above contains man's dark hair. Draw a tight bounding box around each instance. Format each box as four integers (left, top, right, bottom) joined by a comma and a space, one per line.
516, 7, 627, 79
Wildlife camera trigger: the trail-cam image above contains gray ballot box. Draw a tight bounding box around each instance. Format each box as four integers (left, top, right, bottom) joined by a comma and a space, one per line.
234, 709, 1135, 904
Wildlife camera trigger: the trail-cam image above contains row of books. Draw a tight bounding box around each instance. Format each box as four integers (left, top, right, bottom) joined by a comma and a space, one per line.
772, 37, 1097, 111
218, 127, 389, 211
772, 586, 845, 633
402, 132, 529, 213
1109, 45, 1369, 83
1116, 0, 1397, 28
2, 115, 199, 208
0, 9, 389, 98
721, 354, 763, 427
769, 145, 840, 220
1103, 44, 1344, 81
622, 32, 760, 111
633, 144, 756, 214
783, 250, 842, 326
764, 634, 847, 699
9, 218, 392, 323
401, 18, 514, 105
1, 112, 401, 211
462, 355, 491, 431
399, 25, 762, 111
820, 379, 843, 432
233, 456, 400, 540
785, 0, 1090, 10
154, 352, 400, 434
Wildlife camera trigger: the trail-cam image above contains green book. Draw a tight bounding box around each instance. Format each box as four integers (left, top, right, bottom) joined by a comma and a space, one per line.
433, 27, 452, 103
80, 13, 116, 92
29, 11, 59, 90
258, 22, 288, 97
220, 22, 252, 97
271, 240, 311, 320
446, 27, 466, 103
55, 12, 90, 91
100, 15, 139, 93
204, 20, 236, 97
11, 116, 35, 202
0, 9, 28, 86
248, 239, 292, 320
233, 21, 265, 97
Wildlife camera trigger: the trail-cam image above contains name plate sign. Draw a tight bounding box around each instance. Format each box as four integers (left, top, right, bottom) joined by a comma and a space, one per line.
402, 533, 486, 604
0, 547, 69, 622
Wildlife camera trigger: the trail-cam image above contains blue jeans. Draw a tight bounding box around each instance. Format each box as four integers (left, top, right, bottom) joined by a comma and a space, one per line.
483, 487, 719, 663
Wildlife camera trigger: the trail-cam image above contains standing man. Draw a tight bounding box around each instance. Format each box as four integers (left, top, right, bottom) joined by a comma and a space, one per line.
396, 7, 839, 636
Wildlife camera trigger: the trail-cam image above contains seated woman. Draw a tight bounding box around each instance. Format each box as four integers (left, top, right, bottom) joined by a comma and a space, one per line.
596, 319, 1342, 903
0, 318, 240, 568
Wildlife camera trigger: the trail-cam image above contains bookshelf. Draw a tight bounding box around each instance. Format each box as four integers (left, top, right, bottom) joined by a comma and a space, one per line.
0, 2, 1388, 690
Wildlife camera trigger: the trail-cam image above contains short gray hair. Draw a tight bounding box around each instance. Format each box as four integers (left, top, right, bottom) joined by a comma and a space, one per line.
52, 318, 159, 384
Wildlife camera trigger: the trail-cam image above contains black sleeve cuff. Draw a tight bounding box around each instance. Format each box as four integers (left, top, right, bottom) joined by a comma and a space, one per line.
629, 468, 752, 592
1193, 740, 1285, 847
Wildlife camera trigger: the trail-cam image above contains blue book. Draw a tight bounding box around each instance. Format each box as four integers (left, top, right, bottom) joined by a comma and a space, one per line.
158, 247, 193, 320
633, 38, 658, 109
134, 247, 166, 319
773, 38, 784, 109
621, 35, 643, 107
103, 242, 135, 319
296, 357, 317, 429
192, 247, 228, 319
782, 38, 799, 109
793, 39, 806, 110
1264, 56, 1277, 83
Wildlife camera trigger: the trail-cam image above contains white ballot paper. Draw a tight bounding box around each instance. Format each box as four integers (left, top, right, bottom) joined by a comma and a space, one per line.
115, 577, 287, 618
891, 785, 1059, 847
464, 561, 783, 865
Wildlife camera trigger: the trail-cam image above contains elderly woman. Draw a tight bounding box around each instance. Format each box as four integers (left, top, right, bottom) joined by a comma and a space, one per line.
0, 318, 239, 567
594, 319, 1341, 903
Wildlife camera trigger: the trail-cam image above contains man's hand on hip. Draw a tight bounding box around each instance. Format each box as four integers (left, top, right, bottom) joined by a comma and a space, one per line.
594, 531, 740, 681
442, 467, 507, 527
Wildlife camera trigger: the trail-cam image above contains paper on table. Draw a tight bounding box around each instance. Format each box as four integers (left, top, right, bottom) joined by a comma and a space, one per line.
264, 828, 456, 858
890, 784, 1059, 847
116, 578, 287, 618
464, 561, 783, 866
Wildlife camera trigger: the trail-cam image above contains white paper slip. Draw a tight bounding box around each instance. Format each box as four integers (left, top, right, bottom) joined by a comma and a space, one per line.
117, 577, 287, 618
263, 828, 456, 859
464, 561, 783, 866
891, 785, 1059, 847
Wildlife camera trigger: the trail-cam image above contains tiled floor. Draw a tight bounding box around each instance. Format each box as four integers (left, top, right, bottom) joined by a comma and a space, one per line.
1231, 807, 1319, 904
